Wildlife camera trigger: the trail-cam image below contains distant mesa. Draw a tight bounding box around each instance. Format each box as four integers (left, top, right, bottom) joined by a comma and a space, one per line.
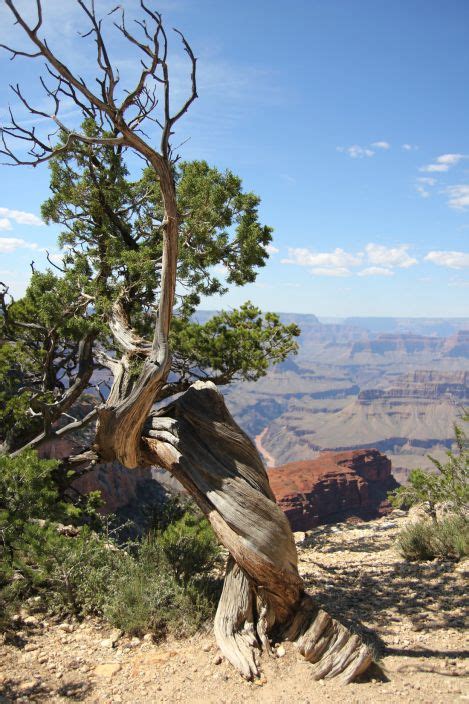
350, 334, 442, 357
350, 332, 469, 358
268, 449, 399, 532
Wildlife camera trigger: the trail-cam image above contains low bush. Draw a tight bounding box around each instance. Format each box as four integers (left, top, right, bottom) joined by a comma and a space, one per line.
0, 451, 222, 638
397, 515, 469, 562
389, 419, 468, 521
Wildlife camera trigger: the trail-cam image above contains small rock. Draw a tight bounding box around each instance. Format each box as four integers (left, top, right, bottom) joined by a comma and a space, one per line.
18, 680, 37, 693
24, 643, 39, 652
129, 636, 141, 647
213, 655, 223, 665
94, 662, 122, 678
57, 622, 74, 633
110, 628, 123, 644
100, 638, 115, 649
202, 644, 211, 652
390, 509, 407, 517
276, 645, 286, 657
23, 615, 39, 626
293, 531, 306, 544
143, 633, 154, 643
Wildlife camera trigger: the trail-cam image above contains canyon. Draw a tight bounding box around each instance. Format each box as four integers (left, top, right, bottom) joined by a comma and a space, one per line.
225, 314, 469, 483
38, 314, 468, 530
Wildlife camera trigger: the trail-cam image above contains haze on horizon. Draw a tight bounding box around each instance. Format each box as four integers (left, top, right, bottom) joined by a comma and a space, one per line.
0, 0, 468, 317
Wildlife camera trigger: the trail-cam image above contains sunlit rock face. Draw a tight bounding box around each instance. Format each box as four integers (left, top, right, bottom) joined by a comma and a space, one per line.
268, 449, 399, 531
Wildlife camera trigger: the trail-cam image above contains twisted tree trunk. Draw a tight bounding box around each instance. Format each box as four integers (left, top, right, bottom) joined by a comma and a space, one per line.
140, 381, 373, 683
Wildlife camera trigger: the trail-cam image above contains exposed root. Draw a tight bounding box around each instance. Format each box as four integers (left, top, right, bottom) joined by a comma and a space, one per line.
213, 558, 259, 680
216, 589, 373, 684
285, 594, 373, 683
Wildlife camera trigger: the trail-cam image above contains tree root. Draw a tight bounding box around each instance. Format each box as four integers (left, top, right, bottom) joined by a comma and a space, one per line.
283, 594, 373, 684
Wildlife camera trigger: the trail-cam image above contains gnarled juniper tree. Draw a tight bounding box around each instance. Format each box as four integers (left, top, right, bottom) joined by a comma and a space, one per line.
0, 1, 372, 682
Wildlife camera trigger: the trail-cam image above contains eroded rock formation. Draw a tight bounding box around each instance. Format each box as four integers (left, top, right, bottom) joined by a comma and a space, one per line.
268, 449, 399, 531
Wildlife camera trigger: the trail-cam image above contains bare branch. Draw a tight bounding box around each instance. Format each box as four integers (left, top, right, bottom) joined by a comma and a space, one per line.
45, 250, 65, 272
10, 408, 98, 457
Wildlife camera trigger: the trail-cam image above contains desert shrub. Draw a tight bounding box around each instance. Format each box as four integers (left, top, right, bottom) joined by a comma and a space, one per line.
389, 420, 468, 521
104, 512, 221, 636
397, 515, 469, 561
157, 510, 221, 582
0, 451, 221, 636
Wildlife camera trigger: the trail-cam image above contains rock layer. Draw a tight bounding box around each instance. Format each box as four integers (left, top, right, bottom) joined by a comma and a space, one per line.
268, 449, 399, 531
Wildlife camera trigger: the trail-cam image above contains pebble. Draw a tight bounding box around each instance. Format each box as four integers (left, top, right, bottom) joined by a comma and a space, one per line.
95, 662, 122, 678
57, 623, 74, 633
23, 615, 39, 626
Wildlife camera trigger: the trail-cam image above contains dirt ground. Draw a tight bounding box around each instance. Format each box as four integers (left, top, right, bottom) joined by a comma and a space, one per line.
1, 512, 467, 703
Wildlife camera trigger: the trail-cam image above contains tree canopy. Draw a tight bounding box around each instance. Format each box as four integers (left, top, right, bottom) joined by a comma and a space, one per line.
1, 123, 299, 453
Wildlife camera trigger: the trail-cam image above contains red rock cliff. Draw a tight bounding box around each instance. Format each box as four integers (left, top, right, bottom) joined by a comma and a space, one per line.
268, 449, 399, 531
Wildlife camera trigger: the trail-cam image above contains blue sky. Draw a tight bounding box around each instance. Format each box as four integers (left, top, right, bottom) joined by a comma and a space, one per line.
0, 0, 468, 316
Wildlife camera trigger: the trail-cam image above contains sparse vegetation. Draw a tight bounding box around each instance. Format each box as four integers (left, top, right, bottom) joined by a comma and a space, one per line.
396, 515, 469, 562
0, 451, 221, 637
390, 417, 468, 561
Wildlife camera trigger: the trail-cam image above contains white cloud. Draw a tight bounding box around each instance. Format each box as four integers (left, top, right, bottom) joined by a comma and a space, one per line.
417, 177, 436, 186
402, 144, 418, 151
0, 237, 39, 253
371, 141, 390, 150
421, 164, 449, 173
446, 184, 469, 210
416, 186, 430, 199
282, 247, 362, 268
448, 280, 469, 288
282, 243, 418, 275
424, 250, 469, 269
0, 218, 12, 231
336, 145, 374, 159
365, 243, 417, 268
420, 153, 464, 173
266, 244, 279, 255
0, 207, 44, 226
436, 153, 464, 165
358, 266, 395, 277
311, 267, 351, 277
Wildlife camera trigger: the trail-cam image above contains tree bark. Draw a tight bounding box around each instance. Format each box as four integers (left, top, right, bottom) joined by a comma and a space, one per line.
140, 381, 373, 683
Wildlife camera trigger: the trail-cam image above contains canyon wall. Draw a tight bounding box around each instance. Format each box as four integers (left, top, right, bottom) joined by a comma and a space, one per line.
268, 449, 399, 531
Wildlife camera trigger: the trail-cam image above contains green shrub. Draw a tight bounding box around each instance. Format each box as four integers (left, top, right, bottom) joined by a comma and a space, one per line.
0, 451, 221, 637
389, 420, 468, 521
397, 515, 469, 561
103, 536, 217, 638
157, 510, 221, 582
104, 514, 221, 637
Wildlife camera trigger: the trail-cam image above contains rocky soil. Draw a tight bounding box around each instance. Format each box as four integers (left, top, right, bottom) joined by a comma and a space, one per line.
1, 512, 467, 704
